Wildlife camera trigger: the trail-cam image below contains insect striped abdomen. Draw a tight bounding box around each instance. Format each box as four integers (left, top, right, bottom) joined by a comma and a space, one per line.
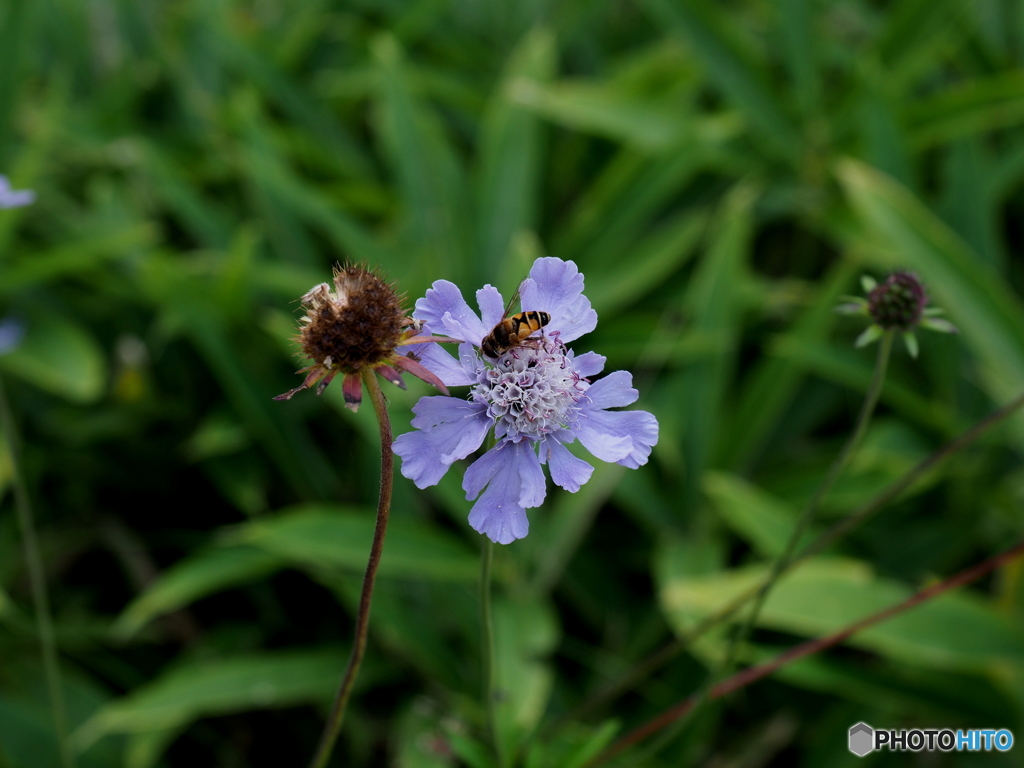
482, 310, 551, 359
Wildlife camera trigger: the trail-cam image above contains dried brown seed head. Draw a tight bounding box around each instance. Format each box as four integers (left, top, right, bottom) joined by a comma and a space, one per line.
275, 264, 450, 408
298, 265, 405, 374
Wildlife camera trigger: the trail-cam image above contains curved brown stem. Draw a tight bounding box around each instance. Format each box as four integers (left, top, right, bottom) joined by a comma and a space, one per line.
588, 539, 1024, 767
556, 386, 1024, 728
308, 369, 393, 768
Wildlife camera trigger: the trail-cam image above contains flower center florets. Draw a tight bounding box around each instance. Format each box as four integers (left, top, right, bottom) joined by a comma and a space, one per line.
471, 336, 585, 440
867, 271, 927, 331
298, 266, 405, 373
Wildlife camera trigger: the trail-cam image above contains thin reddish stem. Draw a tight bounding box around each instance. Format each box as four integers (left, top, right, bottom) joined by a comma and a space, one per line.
587, 539, 1024, 767
308, 369, 393, 768
555, 388, 1024, 728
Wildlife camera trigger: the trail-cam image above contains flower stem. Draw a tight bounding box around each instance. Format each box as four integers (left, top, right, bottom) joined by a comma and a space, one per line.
733, 331, 894, 644
0, 374, 75, 768
659, 331, 893, 740
480, 537, 504, 765
555, 382, 1024, 728
587, 538, 1024, 767
308, 369, 393, 768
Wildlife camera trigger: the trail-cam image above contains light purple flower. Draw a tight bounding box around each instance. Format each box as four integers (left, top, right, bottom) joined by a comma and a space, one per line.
0, 316, 25, 355
0, 176, 35, 209
393, 258, 659, 544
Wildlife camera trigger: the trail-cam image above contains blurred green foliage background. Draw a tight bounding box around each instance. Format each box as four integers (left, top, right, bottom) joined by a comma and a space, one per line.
2, 0, 1024, 766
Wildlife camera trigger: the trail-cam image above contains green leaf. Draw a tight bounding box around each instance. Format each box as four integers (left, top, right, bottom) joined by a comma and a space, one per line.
938, 139, 1004, 268
0, 663, 123, 768
160, 279, 336, 499
240, 505, 479, 581
858, 71, 913, 186
216, 28, 371, 178
558, 720, 620, 768
584, 209, 707, 316
445, 729, 495, 768
136, 141, 235, 249
114, 546, 284, 638
776, 0, 818, 117
492, 596, 559, 761
660, 557, 1024, 671
769, 335, 960, 434
909, 72, 1024, 148
233, 101, 399, 273
654, 529, 728, 635
76, 648, 345, 745
771, 654, 1015, 724
333, 577, 474, 688
673, 184, 755, 507
527, 462, 626, 598
395, 701, 470, 768
372, 33, 470, 281
0, 311, 105, 402
554, 142, 721, 275
0, 1, 31, 158
524, 720, 621, 768
510, 78, 691, 152
124, 728, 183, 768
476, 28, 555, 279
722, 260, 859, 470
0, 694, 67, 768
703, 471, 818, 558
641, 0, 800, 161
875, 0, 969, 89
0, 224, 155, 293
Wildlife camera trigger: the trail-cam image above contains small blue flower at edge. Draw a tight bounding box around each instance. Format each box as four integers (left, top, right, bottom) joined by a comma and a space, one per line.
0, 175, 34, 355
0, 176, 35, 209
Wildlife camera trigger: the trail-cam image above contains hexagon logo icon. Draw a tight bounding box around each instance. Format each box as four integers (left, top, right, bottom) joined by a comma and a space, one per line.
849, 722, 874, 757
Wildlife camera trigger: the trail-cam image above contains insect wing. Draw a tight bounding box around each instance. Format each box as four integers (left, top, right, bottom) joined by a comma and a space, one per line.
501, 281, 525, 321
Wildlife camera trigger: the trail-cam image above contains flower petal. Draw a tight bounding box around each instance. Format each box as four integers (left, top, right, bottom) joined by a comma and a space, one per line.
273, 385, 306, 402
477, 285, 506, 331
414, 280, 488, 344
0, 176, 35, 209
521, 258, 597, 343
391, 355, 449, 395
316, 369, 340, 395
922, 317, 959, 334
0, 316, 25, 355
457, 341, 485, 380
374, 364, 405, 389
570, 350, 606, 378
462, 442, 505, 499
465, 441, 545, 544
400, 328, 476, 387
903, 331, 919, 359
273, 367, 323, 401
577, 408, 658, 469
468, 488, 530, 545
575, 419, 632, 463
463, 440, 545, 508
342, 372, 362, 411
855, 324, 883, 348
542, 437, 594, 493
393, 398, 490, 488
584, 370, 638, 409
